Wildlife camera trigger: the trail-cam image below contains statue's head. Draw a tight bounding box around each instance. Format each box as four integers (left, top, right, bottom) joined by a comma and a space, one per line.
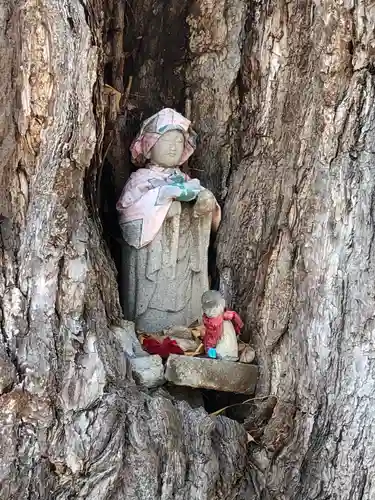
201, 290, 226, 317
149, 129, 185, 167
130, 108, 197, 168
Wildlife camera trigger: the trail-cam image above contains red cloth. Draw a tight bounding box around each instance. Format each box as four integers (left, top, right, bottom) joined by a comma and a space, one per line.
142, 336, 184, 359
203, 310, 243, 351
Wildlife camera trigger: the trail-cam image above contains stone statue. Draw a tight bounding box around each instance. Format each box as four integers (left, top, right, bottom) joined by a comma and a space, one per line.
201, 290, 243, 362
117, 108, 221, 332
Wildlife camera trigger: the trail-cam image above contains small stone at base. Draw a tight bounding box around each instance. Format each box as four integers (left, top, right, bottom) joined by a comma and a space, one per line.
165, 355, 258, 394
130, 355, 165, 388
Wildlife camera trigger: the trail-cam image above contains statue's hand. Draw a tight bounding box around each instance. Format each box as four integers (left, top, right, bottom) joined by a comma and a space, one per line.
193, 189, 216, 217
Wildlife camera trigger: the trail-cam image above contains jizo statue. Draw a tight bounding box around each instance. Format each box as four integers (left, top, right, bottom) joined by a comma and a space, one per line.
117, 108, 221, 332
201, 290, 243, 361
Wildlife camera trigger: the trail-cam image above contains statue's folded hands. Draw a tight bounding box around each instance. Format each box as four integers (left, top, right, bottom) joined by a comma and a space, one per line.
193, 189, 217, 216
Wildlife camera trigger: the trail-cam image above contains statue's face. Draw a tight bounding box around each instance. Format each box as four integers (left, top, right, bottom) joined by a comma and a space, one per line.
203, 303, 225, 317
202, 291, 226, 317
150, 130, 185, 167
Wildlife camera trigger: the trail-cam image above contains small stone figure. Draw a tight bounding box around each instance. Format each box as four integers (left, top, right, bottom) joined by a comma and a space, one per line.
201, 290, 243, 361
117, 108, 221, 332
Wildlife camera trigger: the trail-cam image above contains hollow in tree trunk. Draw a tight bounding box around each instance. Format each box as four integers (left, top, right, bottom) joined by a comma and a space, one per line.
1, 0, 375, 499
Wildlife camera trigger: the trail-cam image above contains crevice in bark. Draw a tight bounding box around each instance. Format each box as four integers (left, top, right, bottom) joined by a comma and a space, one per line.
0, 225, 23, 386
94, 6, 249, 436
98, 0, 222, 304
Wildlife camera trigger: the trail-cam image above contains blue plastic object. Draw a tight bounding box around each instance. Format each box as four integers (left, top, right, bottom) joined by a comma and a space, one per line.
207, 348, 217, 359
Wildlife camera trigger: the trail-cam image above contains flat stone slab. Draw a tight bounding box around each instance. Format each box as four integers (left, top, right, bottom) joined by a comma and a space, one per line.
165, 355, 258, 394
131, 355, 165, 388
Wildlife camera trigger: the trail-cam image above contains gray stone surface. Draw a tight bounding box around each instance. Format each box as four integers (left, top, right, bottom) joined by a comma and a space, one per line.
239, 345, 256, 364
130, 355, 165, 388
120, 193, 214, 333
165, 354, 258, 394
110, 321, 146, 358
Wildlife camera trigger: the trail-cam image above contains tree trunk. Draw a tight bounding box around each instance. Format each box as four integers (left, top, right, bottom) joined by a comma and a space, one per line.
1, 0, 375, 499
213, 3, 375, 498
0, 1, 250, 499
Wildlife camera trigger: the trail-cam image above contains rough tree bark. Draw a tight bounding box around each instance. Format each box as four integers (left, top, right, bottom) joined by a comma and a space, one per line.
1, 1, 375, 500
206, 2, 375, 498
0, 1, 250, 499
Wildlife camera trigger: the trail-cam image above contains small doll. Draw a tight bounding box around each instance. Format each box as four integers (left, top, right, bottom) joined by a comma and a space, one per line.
201, 290, 243, 362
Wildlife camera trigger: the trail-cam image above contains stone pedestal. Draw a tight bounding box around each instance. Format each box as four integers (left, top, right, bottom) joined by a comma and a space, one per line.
130, 355, 165, 388
165, 355, 258, 394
